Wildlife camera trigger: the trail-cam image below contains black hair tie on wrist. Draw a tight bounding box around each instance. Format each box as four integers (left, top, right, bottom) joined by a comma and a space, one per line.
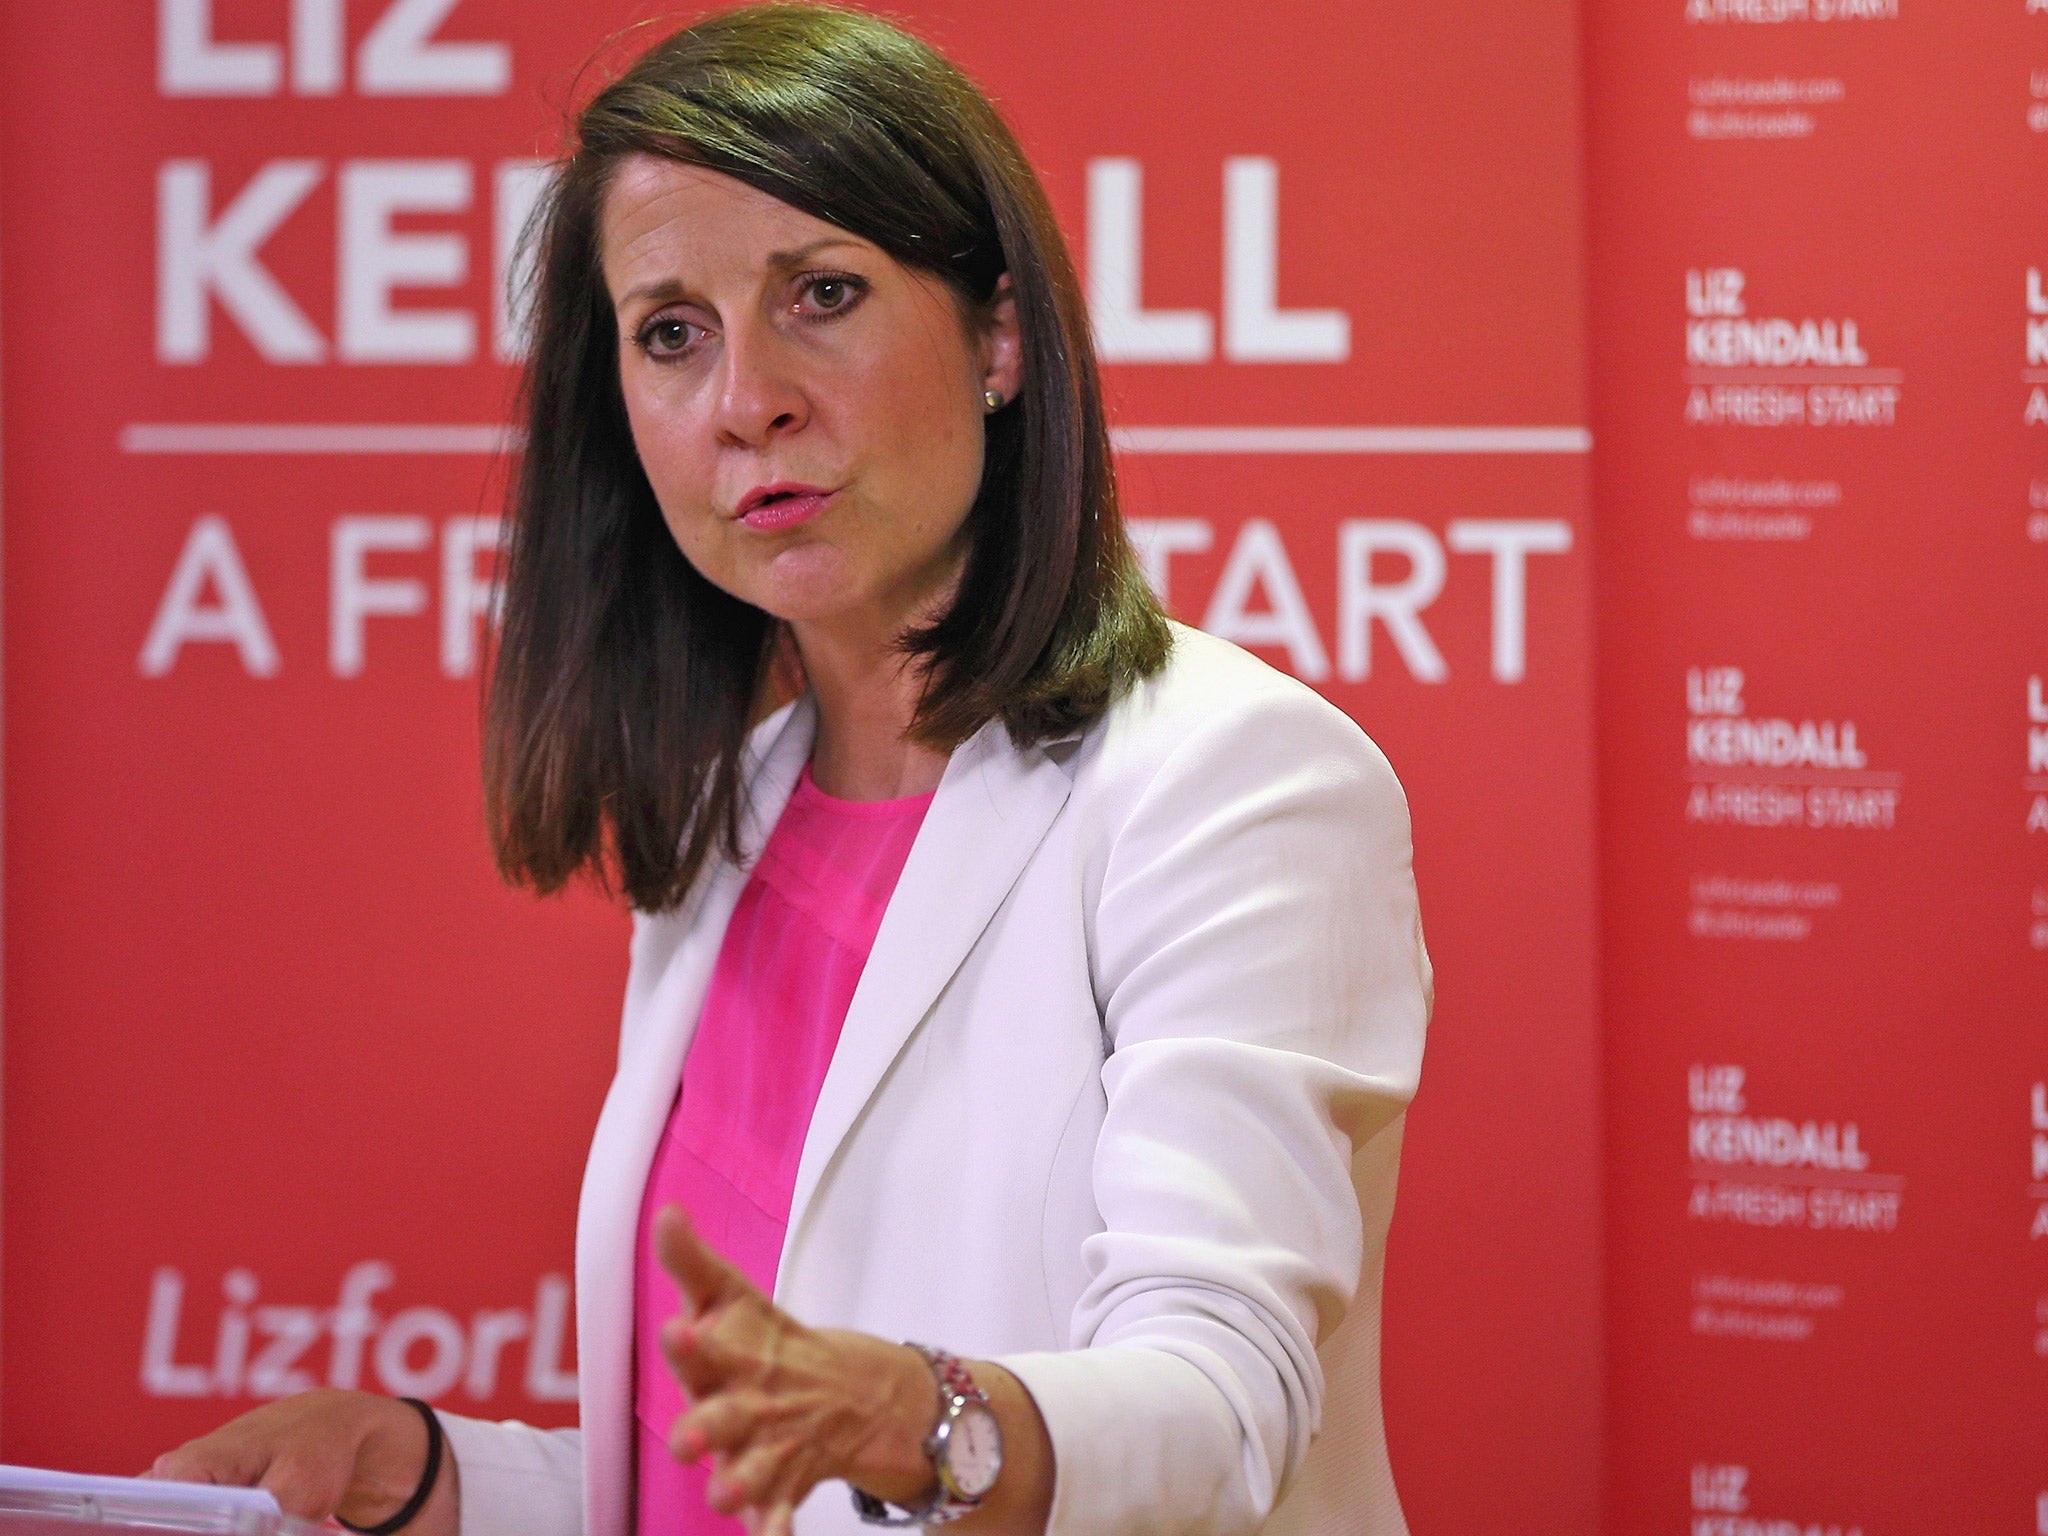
337, 1397, 444, 1536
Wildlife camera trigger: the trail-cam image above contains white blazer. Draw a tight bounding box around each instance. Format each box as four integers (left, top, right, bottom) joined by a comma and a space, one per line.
438, 622, 1432, 1536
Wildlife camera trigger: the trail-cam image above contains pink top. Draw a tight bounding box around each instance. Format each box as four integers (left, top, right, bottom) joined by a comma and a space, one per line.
633, 762, 934, 1536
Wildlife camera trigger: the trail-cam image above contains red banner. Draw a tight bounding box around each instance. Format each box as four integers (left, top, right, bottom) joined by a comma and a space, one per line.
0, 0, 1601, 1528
1587, 0, 2048, 1528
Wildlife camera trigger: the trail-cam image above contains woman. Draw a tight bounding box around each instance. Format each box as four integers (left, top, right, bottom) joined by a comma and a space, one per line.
147, 6, 1432, 1536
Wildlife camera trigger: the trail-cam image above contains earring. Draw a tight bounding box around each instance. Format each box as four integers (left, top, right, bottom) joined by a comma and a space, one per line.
983, 389, 1004, 411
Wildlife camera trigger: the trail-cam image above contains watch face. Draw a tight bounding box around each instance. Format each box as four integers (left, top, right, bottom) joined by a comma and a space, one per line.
943, 1402, 1003, 1500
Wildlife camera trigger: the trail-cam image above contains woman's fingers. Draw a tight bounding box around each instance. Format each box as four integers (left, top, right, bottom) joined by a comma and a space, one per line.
670, 1390, 758, 1461
671, 1392, 770, 1466
144, 1450, 214, 1483
662, 1313, 755, 1403
649, 1210, 816, 1406
654, 1204, 750, 1315
147, 1437, 266, 1487
255, 1455, 346, 1522
662, 1293, 796, 1407
648, 1278, 874, 1525
663, 1301, 765, 1372
705, 1441, 789, 1514
137, 1389, 396, 1527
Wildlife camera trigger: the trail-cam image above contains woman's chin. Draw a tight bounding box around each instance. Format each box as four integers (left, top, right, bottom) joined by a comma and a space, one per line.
747, 577, 875, 635
739, 543, 955, 641
742, 545, 855, 616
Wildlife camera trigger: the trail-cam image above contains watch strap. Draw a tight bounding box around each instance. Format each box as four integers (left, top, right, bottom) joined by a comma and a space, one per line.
913, 1344, 988, 1412
850, 1487, 929, 1527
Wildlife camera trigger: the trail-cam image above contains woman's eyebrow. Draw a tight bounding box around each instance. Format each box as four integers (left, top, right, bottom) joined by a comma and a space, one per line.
616, 277, 686, 312
762, 236, 865, 271
615, 238, 868, 313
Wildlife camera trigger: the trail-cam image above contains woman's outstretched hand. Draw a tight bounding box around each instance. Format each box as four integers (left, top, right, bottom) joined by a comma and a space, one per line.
653, 1204, 941, 1536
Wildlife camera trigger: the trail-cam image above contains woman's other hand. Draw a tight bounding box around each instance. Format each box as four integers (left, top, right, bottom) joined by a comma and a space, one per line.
654, 1205, 945, 1535
143, 1388, 457, 1536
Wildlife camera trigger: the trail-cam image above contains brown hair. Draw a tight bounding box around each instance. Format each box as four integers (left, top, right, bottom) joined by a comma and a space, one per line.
484, 1, 1170, 913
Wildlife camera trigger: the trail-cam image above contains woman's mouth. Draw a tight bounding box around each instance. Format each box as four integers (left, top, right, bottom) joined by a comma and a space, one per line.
739, 488, 835, 530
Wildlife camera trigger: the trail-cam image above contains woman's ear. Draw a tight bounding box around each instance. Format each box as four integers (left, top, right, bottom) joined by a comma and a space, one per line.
979, 271, 1023, 406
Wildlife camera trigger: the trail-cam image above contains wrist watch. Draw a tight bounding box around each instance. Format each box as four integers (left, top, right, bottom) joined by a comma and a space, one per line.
851, 1343, 1004, 1526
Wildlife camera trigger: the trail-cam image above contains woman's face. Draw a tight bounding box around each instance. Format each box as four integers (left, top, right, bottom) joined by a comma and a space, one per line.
599, 155, 1021, 647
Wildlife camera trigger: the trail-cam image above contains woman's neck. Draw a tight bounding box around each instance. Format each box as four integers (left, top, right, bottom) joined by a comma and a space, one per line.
791, 625, 950, 802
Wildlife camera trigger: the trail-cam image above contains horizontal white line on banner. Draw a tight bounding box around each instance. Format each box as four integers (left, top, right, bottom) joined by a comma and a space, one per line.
1682, 368, 1905, 385
2024, 370, 2048, 385
1688, 1165, 1905, 1192
1685, 769, 1905, 789
1108, 425, 1591, 454
122, 423, 523, 455
2032, 1184, 2048, 1199
2025, 776, 2048, 792
123, 422, 1595, 457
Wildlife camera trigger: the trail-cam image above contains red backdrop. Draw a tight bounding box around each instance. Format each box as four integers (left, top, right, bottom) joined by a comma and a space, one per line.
1586, 0, 2048, 1530
0, 1, 1600, 1529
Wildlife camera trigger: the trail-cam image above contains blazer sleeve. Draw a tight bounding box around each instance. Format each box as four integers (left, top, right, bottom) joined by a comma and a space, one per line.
994, 680, 1432, 1536
434, 1412, 583, 1536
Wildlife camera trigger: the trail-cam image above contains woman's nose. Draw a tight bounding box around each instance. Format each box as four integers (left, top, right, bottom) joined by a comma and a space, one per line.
711, 315, 809, 445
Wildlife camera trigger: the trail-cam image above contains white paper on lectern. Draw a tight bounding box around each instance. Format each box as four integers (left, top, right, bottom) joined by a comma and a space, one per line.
0, 1465, 326, 1534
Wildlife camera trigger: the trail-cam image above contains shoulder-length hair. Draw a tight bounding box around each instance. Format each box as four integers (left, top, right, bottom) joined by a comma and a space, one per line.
484, 0, 1170, 914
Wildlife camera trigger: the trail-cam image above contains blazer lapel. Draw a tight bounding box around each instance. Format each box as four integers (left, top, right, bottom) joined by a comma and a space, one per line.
576, 692, 817, 1536
612, 692, 821, 1079
781, 718, 1078, 1274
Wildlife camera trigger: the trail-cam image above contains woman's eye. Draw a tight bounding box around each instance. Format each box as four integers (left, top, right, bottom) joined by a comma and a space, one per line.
643, 318, 693, 355
804, 274, 863, 314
